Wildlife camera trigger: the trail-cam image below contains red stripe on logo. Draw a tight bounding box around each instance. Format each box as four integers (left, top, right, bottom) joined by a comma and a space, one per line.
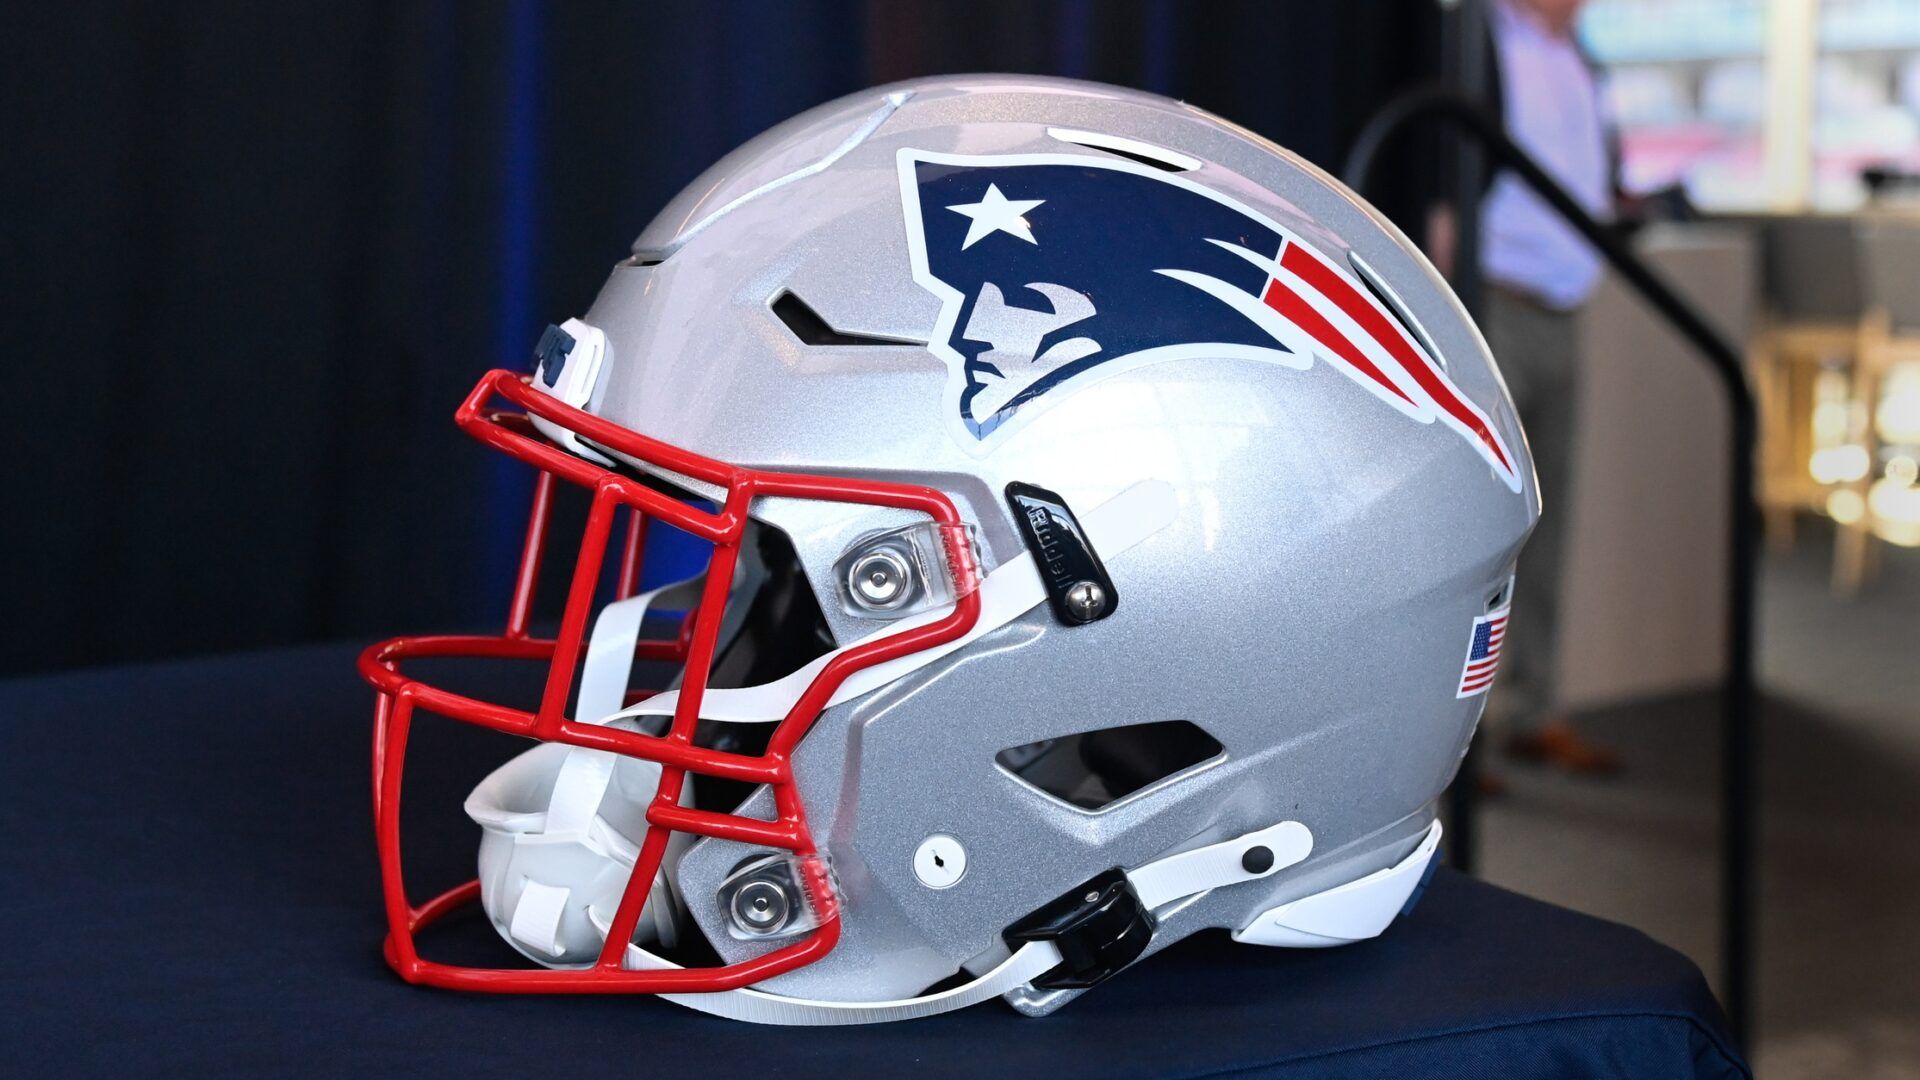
1279, 243, 1514, 476
1261, 278, 1416, 407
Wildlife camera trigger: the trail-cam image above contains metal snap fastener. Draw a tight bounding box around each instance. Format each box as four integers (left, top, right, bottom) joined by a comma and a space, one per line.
729, 878, 793, 935
848, 546, 915, 611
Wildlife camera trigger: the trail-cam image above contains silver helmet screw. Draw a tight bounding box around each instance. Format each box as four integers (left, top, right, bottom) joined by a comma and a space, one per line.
729, 878, 792, 935
1064, 580, 1107, 622
847, 546, 914, 611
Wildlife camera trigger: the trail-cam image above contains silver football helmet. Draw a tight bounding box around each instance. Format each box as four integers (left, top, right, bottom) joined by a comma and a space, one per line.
362, 74, 1537, 1024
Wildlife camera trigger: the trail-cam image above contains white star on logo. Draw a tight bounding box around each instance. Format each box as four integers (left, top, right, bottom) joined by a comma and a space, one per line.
946, 184, 1045, 250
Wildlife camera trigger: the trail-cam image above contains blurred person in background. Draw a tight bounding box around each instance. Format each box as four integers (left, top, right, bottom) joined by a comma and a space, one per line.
1435, 0, 1625, 776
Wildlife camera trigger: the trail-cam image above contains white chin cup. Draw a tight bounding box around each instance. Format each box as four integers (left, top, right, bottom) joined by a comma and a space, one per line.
467, 739, 685, 965
464, 581, 705, 967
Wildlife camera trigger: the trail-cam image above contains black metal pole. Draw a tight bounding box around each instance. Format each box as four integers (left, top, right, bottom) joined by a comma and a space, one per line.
1438, 0, 1490, 878
1443, 0, 1489, 319
1343, 87, 1760, 1045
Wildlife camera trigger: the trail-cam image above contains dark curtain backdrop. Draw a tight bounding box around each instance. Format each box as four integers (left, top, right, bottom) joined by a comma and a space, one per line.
1, 1, 1441, 676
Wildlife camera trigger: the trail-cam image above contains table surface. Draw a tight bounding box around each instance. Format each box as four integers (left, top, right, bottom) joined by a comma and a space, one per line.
0, 644, 1749, 1078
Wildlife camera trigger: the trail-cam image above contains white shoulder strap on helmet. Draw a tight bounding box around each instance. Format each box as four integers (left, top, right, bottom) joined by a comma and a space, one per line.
593, 820, 1313, 1026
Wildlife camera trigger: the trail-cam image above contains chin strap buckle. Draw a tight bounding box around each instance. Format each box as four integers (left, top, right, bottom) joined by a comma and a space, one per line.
1005, 818, 1318, 993
600, 818, 1316, 1025
1003, 868, 1156, 990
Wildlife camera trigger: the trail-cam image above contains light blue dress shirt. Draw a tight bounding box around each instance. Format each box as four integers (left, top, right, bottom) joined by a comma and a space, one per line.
1480, 0, 1613, 311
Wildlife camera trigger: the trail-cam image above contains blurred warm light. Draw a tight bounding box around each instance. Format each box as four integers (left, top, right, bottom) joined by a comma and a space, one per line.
1810, 443, 1872, 484
1867, 453, 1920, 547
1813, 400, 1851, 441
1808, 366, 1871, 487
1867, 475, 1920, 547
1827, 488, 1867, 524
1877, 362, 1920, 445
1813, 367, 1852, 441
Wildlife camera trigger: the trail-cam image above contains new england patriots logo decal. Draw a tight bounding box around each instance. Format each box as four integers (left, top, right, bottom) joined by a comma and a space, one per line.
896, 149, 1522, 492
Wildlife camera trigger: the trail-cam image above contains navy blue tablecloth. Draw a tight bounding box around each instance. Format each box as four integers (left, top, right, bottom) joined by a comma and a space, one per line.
0, 644, 1747, 1078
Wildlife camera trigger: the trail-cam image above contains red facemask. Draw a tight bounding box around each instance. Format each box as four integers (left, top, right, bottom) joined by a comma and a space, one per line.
360, 369, 981, 992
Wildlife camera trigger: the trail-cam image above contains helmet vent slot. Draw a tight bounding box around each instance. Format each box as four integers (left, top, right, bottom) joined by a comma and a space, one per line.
995, 721, 1224, 812
771, 291, 922, 347
1046, 127, 1201, 172
1347, 251, 1446, 369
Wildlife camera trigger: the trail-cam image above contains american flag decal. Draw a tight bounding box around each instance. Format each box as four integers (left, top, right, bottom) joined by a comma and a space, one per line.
1456, 606, 1509, 698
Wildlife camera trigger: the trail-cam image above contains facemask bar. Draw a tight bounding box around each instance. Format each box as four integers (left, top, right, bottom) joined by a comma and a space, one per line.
359, 369, 983, 993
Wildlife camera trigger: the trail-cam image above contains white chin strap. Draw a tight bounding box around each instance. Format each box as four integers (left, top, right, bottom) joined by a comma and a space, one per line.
594, 820, 1318, 1026
602, 818, 1443, 1026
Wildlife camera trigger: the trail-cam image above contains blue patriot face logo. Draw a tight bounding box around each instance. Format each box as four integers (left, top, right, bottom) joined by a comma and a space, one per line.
896, 149, 1521, 491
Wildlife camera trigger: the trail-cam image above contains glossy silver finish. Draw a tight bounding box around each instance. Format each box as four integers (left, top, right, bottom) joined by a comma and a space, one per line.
567, 76, 1537, 1010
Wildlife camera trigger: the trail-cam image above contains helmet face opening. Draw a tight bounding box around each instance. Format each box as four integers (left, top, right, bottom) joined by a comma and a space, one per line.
360, 369, 983, 993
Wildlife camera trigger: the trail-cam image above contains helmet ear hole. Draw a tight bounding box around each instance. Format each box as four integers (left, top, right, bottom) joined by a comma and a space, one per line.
1486, 577, 1514, 611
995, 721, 1225, 811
